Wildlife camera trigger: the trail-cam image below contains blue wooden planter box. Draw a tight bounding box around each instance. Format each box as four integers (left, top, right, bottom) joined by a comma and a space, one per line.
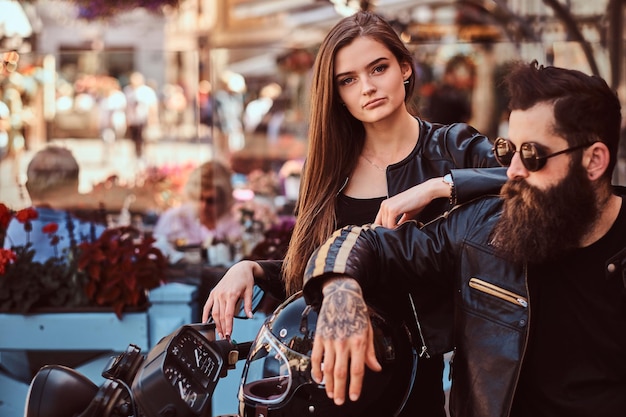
0, 282, 199, 417
0, 310, 150, 351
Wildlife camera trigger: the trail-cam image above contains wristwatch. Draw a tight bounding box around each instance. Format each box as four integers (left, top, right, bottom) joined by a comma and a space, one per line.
442, 173, 456, 206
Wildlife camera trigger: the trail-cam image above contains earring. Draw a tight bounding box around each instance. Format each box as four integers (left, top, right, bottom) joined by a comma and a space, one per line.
403, 80, 409, 85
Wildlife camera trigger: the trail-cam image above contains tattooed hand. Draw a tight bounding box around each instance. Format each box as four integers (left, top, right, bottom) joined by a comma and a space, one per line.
310, 277, 382, 405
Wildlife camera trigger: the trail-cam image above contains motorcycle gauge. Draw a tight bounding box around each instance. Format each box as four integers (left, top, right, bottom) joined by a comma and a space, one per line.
132, 324, 225, 417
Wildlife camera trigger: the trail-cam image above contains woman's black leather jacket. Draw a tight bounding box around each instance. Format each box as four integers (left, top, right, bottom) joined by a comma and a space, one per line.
256, 119, 506, 300
302, 193, 626, 417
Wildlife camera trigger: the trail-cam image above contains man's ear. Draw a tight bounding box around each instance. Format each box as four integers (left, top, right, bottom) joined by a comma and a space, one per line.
584, 142, 610, 180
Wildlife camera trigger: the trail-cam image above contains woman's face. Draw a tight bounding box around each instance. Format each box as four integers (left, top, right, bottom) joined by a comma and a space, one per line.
199, 187, 227, 229
334, 36, 411, 124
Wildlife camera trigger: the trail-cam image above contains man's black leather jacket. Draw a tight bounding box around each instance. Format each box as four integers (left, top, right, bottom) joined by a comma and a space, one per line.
302, 192, 626, 417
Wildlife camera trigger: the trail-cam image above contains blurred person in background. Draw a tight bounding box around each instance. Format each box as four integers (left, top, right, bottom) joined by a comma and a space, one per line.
153, 160, 242, 259
243, 82, 282, 135
214, 71, 246, 154
0, 98, 9, 161
98, 76, 127, 164
1, 72, 26, 185
423, 54, 476, 125
3, 146, 105, 262
161, 82, 188, 140
198, 79, 215, 138
0, 51, 18, 162
124, 71, 159, 163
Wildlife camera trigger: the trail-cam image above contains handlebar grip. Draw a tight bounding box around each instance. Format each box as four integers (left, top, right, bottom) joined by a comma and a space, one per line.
236, 341, 253, 359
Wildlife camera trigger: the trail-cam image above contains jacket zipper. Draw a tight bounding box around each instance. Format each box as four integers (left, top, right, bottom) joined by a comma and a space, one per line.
468, 277, 528, 307
408, 293, 430, 359
507, 265, 531, 417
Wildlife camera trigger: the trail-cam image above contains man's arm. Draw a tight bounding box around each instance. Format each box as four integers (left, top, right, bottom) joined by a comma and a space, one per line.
310, 277, 381, 406
303, 197, 500, 404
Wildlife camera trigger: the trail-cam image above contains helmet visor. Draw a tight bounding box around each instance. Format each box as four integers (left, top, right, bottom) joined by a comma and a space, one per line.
241, 326, 315, 405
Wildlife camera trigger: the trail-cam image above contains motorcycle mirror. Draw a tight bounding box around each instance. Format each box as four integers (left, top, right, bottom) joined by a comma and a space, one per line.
25, 365, 98, 417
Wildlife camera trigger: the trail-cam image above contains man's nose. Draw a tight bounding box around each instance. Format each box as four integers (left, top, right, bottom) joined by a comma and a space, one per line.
506, 152, 529, 180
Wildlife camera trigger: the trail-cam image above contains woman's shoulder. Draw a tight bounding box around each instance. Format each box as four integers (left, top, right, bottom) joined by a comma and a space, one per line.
417, 117, 480, 139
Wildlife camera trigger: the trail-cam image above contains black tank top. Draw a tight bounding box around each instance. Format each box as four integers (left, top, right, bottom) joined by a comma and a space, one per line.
336, 193, 386, 228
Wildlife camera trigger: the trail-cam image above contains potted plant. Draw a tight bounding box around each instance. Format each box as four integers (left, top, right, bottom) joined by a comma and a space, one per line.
0, 203, 166, 319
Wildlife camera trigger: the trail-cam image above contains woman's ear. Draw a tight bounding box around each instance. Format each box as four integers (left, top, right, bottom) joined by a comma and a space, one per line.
401, 61, 412, 82
584, 142, 611, 180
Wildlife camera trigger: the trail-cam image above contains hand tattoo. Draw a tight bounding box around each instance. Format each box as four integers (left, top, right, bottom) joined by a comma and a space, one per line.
319, 279, 369, 339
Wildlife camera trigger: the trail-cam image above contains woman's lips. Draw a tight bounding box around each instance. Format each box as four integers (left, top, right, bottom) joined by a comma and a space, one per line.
363, 97, 386, 109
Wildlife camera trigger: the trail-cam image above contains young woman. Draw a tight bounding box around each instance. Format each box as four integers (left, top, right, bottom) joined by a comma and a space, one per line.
203, 11, 505, 416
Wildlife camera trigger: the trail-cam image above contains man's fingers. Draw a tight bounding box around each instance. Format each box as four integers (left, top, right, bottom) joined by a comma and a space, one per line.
365, 327, 382, 372
322, 347, 336, 400
332, 347, 350, 405
347, 340, 367, 402
310, 336, 325, 384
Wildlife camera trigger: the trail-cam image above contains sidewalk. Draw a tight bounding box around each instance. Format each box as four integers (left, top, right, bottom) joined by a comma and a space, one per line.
0, 137, 213, 210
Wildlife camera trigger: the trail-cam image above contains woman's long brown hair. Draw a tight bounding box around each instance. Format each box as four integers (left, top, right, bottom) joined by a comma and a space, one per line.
282, 11, 417, 295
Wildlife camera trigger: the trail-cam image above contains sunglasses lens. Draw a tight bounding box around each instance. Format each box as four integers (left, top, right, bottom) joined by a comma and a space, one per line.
520, 143, 541, 171
494, 138, 514, 166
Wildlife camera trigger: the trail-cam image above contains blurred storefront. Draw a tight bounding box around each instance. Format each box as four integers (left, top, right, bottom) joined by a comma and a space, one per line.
1, 0, 626, 202
4, 0, 624, 145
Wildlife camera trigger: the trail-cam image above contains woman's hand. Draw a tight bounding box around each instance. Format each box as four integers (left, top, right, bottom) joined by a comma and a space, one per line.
202, 260, 264, 338
374, 177, 449, 227
310, 277, 381, 405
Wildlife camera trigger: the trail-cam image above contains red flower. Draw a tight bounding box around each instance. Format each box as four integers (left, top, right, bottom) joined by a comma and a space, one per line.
0, 248, 17, 275
0, 203, 12, 231
42, 222, 59, 234
15, 207, 38, 223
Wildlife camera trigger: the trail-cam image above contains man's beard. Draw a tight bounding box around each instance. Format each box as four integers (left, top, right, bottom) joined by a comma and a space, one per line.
492, 163, 599, 264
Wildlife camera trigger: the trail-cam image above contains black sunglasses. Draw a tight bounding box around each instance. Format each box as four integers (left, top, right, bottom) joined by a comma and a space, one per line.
202, 188, 227, 206
493, 137, 596, 172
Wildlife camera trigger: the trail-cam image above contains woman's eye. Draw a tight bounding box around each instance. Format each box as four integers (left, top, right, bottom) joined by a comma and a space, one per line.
338, 77, 355, 86
373, 64, 387, 74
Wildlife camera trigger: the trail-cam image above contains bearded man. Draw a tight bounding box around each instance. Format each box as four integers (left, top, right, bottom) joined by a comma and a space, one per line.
300, 60, 626, 417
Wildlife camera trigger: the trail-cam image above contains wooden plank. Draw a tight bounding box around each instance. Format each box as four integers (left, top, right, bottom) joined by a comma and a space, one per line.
0, 311, 149, 351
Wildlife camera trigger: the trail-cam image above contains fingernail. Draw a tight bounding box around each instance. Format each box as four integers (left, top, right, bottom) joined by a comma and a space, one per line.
350, 392, 359, 401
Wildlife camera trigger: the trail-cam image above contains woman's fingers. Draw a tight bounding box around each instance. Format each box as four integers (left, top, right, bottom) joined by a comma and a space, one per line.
201, 293, 214, 323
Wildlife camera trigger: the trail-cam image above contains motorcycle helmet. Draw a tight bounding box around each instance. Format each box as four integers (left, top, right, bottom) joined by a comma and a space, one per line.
238, 291, 417, 417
